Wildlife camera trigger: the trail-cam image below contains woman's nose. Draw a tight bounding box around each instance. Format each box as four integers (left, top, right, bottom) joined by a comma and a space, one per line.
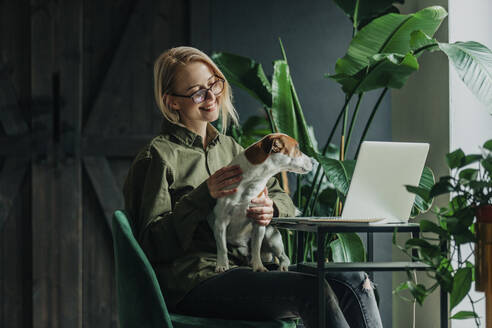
205, 89, 216, 101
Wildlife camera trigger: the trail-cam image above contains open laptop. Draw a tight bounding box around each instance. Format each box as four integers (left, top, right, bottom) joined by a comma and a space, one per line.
274, 141, 430, 224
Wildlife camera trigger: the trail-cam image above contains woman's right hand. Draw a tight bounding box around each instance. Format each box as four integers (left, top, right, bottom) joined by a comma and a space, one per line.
206, 165, 242, 199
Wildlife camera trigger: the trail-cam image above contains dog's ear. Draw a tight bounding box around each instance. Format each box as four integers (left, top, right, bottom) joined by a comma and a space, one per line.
271, 138, 283, 153
262, 136, 283, 154
245, 135, 282, 164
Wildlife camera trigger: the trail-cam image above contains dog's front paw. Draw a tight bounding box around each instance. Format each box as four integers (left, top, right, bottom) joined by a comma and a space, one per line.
215, 264, 230, 273
252, 262, 269, 272
279, 263, 289, 272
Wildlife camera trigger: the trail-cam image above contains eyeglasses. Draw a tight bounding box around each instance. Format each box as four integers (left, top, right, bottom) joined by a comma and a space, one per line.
171, 78, 225, 104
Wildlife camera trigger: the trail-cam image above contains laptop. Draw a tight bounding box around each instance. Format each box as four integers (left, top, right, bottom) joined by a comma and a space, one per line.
274, 141, 430, 224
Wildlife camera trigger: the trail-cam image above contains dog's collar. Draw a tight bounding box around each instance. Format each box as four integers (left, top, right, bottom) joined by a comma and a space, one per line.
160, 119, 220, 148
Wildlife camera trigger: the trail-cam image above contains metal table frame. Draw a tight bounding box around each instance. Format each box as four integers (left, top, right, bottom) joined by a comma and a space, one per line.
272, 220, 448, 328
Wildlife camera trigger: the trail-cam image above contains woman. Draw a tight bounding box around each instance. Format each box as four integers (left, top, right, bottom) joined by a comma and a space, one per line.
123, 46, 383, 328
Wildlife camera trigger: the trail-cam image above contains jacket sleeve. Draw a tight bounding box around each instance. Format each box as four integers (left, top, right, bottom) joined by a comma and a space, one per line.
266, 176, 297, 217
123, 153, 216, 263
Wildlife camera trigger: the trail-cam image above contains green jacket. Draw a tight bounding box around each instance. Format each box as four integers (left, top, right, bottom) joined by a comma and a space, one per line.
123, 119, 296, 310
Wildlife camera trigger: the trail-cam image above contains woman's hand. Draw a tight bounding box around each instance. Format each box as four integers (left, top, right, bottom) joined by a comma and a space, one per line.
246, 187, 276, 226
206, 165, 242, 199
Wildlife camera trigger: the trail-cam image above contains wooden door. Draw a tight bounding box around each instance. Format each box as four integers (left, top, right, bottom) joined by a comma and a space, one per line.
0, 0, 190, 327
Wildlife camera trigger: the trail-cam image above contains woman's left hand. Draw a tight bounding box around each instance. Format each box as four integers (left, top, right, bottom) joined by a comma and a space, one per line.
246, 187, 276, 226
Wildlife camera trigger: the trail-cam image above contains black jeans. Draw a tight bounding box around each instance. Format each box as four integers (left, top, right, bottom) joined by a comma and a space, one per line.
176, 266, 383, 328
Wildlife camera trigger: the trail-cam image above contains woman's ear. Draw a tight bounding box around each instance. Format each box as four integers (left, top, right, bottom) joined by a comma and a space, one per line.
164, 94, 180, 111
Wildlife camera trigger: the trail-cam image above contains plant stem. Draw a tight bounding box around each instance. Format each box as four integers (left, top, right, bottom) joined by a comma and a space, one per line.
310, 97, 352, 212
342, 96, 350, 156
345, 93, 364, 156
355, 87, 388, 158
414, 43, 439, 56
352, 0, 360, 35
302, 96, 352, 215
466, 294, 481, 327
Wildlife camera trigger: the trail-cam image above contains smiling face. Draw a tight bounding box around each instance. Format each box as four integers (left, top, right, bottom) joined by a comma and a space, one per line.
168, 61, 222, 134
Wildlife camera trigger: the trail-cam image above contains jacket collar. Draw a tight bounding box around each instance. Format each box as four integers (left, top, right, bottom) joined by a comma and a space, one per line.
160, 119, 220, 148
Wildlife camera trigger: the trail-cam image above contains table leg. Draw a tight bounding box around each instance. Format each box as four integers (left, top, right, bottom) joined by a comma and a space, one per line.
297, 231, 304, 272
411, 230, 419, 259
367, 232, 374, 281
318, 230, 326, 328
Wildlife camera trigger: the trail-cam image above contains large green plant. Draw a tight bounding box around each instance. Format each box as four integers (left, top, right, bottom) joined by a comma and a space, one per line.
394, 140, 492, 326
211, 2, 492, 263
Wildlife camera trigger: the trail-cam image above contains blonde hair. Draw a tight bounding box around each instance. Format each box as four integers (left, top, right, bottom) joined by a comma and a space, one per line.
153, 46, 239, 133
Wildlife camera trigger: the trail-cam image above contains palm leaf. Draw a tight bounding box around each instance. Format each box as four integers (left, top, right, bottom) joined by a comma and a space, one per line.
439, 41, 492, 112
328, 52, 419, 94
211, 52, 272, 107
335, 6, 447, 76
317, 157, 356, 197
410, 30, 439, 54
271, 60, 298, 139
330, 232, 366, 262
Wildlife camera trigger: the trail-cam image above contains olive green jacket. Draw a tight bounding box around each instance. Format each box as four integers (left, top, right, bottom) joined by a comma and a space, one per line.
123, 119, 296, 310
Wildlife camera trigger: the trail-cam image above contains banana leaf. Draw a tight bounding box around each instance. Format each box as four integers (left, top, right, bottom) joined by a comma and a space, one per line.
316, 157, 356, 198
271, 60, 298, 139
270, 60, 319, 158
330, 232, 366, 262
211, 52, 272, 107
231, 115, 271, 148
335, 6, 447, 76
327, 52, 419, 94
410, 30, 439, 54
333, 0, 403, 30
438, 41, 492, 112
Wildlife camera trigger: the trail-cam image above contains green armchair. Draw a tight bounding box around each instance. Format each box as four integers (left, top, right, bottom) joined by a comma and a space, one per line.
111, 210, 297, 328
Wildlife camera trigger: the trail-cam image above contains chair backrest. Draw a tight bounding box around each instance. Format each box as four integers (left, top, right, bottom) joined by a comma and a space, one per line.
112, 210, 174, 328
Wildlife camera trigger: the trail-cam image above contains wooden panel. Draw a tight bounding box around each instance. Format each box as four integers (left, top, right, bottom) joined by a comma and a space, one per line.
31, 1, 83, 328
84, 0, 189, 137
82, 0, 135, 127
0, 158, 29, 231
0, 136, 31, 156
82, 135, 152, 157
83, 0, 159, 136
82, 168, 118, 328
0, 167, 31, 328
0, 0, 31, 327
83, 157, 124, 229
0, 63, 29, 136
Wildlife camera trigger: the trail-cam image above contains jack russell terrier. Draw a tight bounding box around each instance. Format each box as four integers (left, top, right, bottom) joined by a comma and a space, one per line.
208, 133, 313, 272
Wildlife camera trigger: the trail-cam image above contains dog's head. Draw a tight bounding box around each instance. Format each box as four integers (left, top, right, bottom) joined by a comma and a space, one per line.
244, 133, 313, 174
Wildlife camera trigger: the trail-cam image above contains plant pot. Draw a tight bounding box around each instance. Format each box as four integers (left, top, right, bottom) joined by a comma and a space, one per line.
475, 204, 492, 292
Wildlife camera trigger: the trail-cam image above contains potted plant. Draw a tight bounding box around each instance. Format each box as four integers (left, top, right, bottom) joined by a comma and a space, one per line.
394, 139, 492, 326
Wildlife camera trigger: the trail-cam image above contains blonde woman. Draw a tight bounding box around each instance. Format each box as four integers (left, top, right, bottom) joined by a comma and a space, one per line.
123, 46, 382, 328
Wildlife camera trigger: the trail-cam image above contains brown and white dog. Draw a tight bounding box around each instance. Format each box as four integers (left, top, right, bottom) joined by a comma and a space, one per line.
208, 133, 313, 272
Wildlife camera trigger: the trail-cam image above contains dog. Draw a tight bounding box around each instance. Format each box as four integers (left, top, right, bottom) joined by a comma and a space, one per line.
208, 133, 313, 273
